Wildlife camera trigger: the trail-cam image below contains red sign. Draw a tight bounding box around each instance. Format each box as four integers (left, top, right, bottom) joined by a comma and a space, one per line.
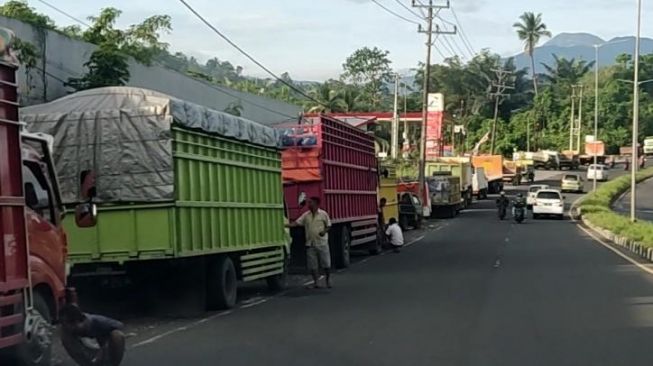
425, 93, 444, 158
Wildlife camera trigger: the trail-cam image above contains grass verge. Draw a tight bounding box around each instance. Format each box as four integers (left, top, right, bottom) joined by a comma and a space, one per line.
579, 167, 653, 247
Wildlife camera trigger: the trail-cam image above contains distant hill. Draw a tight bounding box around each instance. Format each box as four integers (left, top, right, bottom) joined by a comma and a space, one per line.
510, 32, 653, 73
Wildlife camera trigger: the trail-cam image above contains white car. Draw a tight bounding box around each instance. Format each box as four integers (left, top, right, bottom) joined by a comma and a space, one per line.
527, 184, 550, 208
587, 164, 609, 182
532, 189, 565, 220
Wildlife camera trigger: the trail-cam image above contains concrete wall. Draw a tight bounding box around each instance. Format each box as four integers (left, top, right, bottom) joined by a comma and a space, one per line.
0, 16, 301, 125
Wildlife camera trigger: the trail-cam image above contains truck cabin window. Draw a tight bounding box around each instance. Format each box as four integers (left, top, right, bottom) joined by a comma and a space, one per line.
23, 162, 55, 224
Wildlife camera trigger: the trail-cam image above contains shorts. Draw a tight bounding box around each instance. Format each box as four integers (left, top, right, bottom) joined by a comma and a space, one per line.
306, 245, 331, 270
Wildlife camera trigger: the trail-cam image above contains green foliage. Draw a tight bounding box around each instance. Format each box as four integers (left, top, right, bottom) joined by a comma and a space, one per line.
81, 8, 171, 65
66, 44, 129, 90
0, 1, 55, 29
341, 47, 393, 108
580, 167, 653, 246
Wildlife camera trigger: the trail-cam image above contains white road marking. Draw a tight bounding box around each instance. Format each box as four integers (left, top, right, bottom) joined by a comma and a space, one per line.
493, 259, 501, 268
131, 310, 233, 349
464, 208, 498, 213
577, 225, 653, 276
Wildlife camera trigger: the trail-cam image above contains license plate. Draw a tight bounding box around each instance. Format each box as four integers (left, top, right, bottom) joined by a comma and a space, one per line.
543, 203, 552, 206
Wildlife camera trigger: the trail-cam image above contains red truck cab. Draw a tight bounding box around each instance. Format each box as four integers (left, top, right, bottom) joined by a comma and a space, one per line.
0, 29, 70, 366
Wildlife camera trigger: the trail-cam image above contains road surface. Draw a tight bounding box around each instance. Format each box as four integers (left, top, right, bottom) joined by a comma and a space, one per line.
614, 176, 653, 221
111, 171, 653, 366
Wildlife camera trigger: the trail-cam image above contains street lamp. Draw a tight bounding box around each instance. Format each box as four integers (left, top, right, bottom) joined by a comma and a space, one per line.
593, 38, 631, 192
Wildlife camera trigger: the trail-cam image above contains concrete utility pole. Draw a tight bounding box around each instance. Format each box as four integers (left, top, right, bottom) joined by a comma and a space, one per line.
391, 73, 400, 160
577, 85, 584, 153
489, 68, 514, 155
569, 85, 577, 151
593, 44, 600, 192
413, 0, 454, 201
631, 0, 642, 223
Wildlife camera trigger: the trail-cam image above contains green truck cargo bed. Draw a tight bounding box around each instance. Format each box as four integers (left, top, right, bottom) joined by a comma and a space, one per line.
63, 127, 287, 264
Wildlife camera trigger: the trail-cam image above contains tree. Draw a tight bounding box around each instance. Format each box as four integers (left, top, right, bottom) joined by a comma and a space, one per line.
81, 8, 171, 65
341, 47, 393, 109
541, 55, 595, 87
306, 82, 346, 113
513, 12, 551, 96
0, 1, 55, 29
66, 43, 129, 90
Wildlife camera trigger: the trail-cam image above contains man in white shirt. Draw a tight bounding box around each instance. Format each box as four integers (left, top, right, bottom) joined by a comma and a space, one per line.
385, 217, 404, 253
288, 197, 332, 288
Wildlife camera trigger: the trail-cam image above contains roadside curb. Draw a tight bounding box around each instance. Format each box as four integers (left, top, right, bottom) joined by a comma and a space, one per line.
581, 216, 653, 263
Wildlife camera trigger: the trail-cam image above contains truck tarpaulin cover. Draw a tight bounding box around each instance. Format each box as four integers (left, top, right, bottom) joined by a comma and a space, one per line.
21, 87, 280, 203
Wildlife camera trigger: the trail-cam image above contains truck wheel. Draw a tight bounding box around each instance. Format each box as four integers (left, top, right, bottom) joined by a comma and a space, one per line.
399, 215, 409, 230
206, 256, 238, 310
266, 251, 288, 292
413, 216, 422, 229
334, 226, 351, 269
17, 292, 52, 366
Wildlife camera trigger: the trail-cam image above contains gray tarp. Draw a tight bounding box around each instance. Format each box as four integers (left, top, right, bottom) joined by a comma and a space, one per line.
21, 87, 281, 204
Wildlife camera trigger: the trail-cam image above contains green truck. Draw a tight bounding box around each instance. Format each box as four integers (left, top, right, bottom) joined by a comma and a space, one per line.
22, 87, 289, 309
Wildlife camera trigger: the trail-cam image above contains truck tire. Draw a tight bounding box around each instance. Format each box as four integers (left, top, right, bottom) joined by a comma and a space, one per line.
16, 292, 52, 366
369, 226, 383, 255
399, 215, 409, 231
413, 215, 422, 229
206, 256, 238, 310
266, 251, 288, 292
334, 226, 351, 269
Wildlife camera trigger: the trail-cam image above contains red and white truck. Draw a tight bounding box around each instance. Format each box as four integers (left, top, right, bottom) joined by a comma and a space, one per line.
0, 29, 83, 366
279, 115, 380, 268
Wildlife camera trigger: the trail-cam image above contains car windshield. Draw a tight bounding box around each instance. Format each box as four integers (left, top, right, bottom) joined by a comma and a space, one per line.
564, 175, 578, 181
537, 191, 561, 200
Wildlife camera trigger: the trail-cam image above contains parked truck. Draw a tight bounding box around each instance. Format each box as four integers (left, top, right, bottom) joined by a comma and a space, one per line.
23, 87, 290, 310
379, 164, 399, 226
279, 116, 380, 269
579, 141, 606, 165
502, 161, 523, 185
424, 159, 473, 209
471, 155, 504, 194
0, 33, 77, 365
645, 137, 653, 156
426, 173, 462, 218
472, 167, 489, 199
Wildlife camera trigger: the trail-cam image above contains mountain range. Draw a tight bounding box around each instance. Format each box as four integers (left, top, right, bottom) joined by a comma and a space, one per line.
511, 32, 653, 73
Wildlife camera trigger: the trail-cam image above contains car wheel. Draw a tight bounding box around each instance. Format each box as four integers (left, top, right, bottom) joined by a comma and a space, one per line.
533, 213, 539, 220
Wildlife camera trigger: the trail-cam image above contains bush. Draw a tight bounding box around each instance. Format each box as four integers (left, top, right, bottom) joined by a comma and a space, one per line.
579, 167, 653, 247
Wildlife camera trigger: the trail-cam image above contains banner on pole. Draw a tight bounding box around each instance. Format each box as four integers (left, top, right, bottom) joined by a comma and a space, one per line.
426, 93, 444, 158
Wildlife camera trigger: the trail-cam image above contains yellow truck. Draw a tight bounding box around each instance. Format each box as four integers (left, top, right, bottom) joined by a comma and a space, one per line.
425, 159, 473, 209
379, 164, 399, 225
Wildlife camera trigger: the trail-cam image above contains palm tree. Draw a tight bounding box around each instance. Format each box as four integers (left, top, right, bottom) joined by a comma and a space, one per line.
513, 12, 552, 95
306, 82, 346, 113
541, 55, 595, 86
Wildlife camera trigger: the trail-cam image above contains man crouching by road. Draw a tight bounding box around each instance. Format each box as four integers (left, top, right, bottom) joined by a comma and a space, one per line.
287, 196, 332, 289
60, 304, 126, 366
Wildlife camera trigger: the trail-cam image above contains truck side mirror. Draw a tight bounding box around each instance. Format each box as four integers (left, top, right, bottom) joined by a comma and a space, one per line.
75, 202, 97, 228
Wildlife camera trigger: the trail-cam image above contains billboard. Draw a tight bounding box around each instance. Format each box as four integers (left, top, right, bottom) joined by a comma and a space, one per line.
426, 93, 444, 158
585, 141, 605, 156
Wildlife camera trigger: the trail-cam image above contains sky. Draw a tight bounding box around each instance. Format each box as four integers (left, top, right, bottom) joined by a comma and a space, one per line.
26, 0, 651, 81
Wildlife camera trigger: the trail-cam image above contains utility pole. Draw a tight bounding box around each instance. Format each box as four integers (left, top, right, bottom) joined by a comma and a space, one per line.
569, 85, 577, 151
413, 0, 454, 201
489, 68, 514, 155
577, 85, 584, 153
391, 73, 400, 160
631, 0, 642, 223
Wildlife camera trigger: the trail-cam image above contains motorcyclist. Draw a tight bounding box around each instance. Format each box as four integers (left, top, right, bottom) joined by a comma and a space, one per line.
496, 191, 510, 209
513, 193, 527, 208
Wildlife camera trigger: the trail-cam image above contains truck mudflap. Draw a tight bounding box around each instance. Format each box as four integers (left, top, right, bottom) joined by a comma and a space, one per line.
0, 290, 25, 348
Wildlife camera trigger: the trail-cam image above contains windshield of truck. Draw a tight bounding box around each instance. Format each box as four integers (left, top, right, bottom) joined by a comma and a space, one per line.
537, 191, 561, 200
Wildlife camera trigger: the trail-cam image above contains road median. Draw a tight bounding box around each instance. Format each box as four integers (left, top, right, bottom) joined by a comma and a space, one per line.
574, 167, 653, 261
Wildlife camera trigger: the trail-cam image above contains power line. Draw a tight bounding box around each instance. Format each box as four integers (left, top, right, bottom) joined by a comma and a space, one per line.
435, 15, 472, 59
370, 0, 422, 25
450, 6, 476, 57
178, 0, 321, 107
36, 0, 91, 27
393, 0, 424, 20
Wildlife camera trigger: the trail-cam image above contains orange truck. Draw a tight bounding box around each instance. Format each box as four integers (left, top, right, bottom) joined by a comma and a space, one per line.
0, 29, 85, 366
579, 141, 606, 165
471, 155, 504, 193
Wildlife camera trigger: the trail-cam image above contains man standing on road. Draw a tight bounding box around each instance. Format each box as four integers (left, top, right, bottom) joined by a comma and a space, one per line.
288, 197, 332, 289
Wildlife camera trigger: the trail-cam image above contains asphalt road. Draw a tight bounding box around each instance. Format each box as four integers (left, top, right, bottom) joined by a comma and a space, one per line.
614, 176, 653, 221
116, 170, 653, 366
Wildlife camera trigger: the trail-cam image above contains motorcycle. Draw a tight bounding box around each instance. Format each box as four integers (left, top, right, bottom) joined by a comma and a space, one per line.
498, 205, 507, 220
513, 205, 525, 223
